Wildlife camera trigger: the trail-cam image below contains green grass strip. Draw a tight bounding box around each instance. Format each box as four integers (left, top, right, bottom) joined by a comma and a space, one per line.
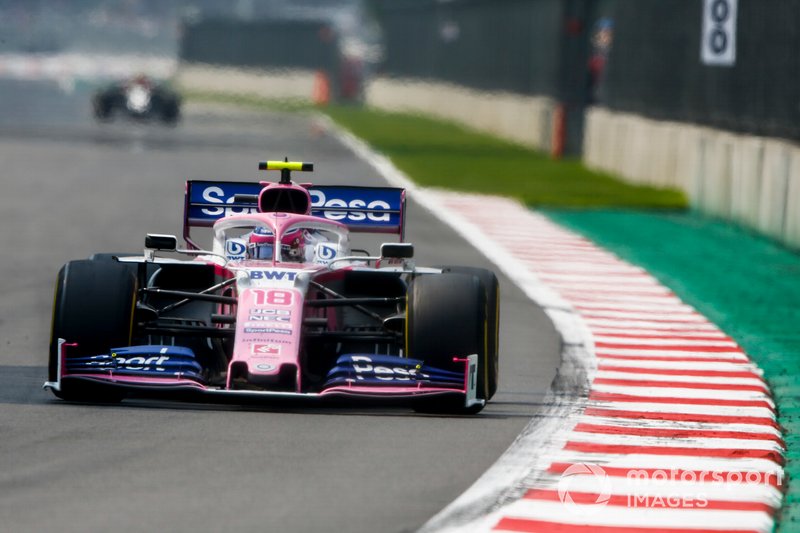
545, 209, 799, 532
181, 91, 686, 209
324, 106, 686, 209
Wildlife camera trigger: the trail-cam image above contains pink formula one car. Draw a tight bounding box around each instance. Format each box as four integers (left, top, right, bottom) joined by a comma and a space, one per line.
45, 161, 499, 414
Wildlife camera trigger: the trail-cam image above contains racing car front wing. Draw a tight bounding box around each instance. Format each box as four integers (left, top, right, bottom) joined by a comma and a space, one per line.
44, 339, 483, 409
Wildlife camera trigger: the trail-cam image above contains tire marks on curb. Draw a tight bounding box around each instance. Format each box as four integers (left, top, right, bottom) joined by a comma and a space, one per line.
427, 192, 784, 533
324, 118, 784, 532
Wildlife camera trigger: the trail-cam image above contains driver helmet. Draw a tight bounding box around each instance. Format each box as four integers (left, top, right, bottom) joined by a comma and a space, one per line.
132, 73, 151, 87
248, 226, 305, 262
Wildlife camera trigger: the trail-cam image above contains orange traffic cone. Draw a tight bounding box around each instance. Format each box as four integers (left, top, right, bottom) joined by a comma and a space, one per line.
313, 70, 330, 106
551, 103, 566, 159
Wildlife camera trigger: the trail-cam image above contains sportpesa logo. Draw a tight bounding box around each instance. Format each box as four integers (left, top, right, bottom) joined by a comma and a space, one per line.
350, 355, 429, 381
199, 186, 257, 217
199, 186, 391, 222
308, 190, 391, 222
114, 355, 170, 372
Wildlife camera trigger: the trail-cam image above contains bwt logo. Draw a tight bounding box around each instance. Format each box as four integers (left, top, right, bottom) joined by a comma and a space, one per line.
309, 190, 391, 222
249, 270, 298, 281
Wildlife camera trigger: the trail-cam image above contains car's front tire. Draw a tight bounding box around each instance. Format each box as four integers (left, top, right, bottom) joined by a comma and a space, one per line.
49, 260, 137, 402
92, 94, 113, 121
437, 266, 499, 400
406, 272, 494, 414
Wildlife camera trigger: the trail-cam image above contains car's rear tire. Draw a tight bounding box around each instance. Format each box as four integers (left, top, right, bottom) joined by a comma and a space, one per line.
159, 97, 180, 125
49, 260, 137, 402
438, 266, 499, 400
406, 272, 491, 414
92, 94, 113, 121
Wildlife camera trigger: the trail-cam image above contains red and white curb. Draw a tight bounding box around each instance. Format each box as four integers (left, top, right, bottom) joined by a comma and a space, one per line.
428, 193, 784, 533
326, 119, 785, 532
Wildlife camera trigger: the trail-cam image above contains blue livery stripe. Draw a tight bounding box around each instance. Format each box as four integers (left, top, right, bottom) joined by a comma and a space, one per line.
322, 354, 465, 389
65, 345, 204, 381
184, 181, 405, 234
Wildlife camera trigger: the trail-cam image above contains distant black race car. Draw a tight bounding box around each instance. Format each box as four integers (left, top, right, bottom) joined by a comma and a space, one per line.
92, 75, 181, 124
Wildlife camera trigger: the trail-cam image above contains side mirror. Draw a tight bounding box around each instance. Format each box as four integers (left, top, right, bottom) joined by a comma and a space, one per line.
145, 233, 178, 252
381, 243, 414, 259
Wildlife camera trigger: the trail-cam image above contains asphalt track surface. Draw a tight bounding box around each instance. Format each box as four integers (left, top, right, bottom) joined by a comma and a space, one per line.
0, 80, 561, 533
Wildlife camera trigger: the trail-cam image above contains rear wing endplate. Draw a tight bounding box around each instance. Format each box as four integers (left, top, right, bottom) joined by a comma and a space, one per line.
183, 180, 406, 247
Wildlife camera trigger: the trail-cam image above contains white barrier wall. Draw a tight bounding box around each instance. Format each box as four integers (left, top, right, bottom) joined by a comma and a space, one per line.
757, 141, 791, 241
786, 151, 800, 246
173, 64, 798, 251
174, 64, 317, 103
176, 67, 554, 154
584, 107, 800, 250
730, 136, 764, 229
365, 77, 556, 152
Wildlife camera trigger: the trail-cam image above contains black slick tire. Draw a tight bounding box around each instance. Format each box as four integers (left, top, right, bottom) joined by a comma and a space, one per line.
437, 266, 499, 400
48, 260, 137, 402
406, 272, 489, 414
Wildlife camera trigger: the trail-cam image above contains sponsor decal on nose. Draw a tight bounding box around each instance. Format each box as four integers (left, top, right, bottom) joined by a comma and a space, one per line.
251, 344, 281, 356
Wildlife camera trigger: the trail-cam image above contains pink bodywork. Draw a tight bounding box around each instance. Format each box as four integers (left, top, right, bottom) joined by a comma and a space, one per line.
47, 181, 480, 407
215, 211, 345, 392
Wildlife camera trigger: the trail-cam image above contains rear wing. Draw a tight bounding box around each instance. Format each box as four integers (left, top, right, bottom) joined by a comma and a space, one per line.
183, 180, 406, 247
